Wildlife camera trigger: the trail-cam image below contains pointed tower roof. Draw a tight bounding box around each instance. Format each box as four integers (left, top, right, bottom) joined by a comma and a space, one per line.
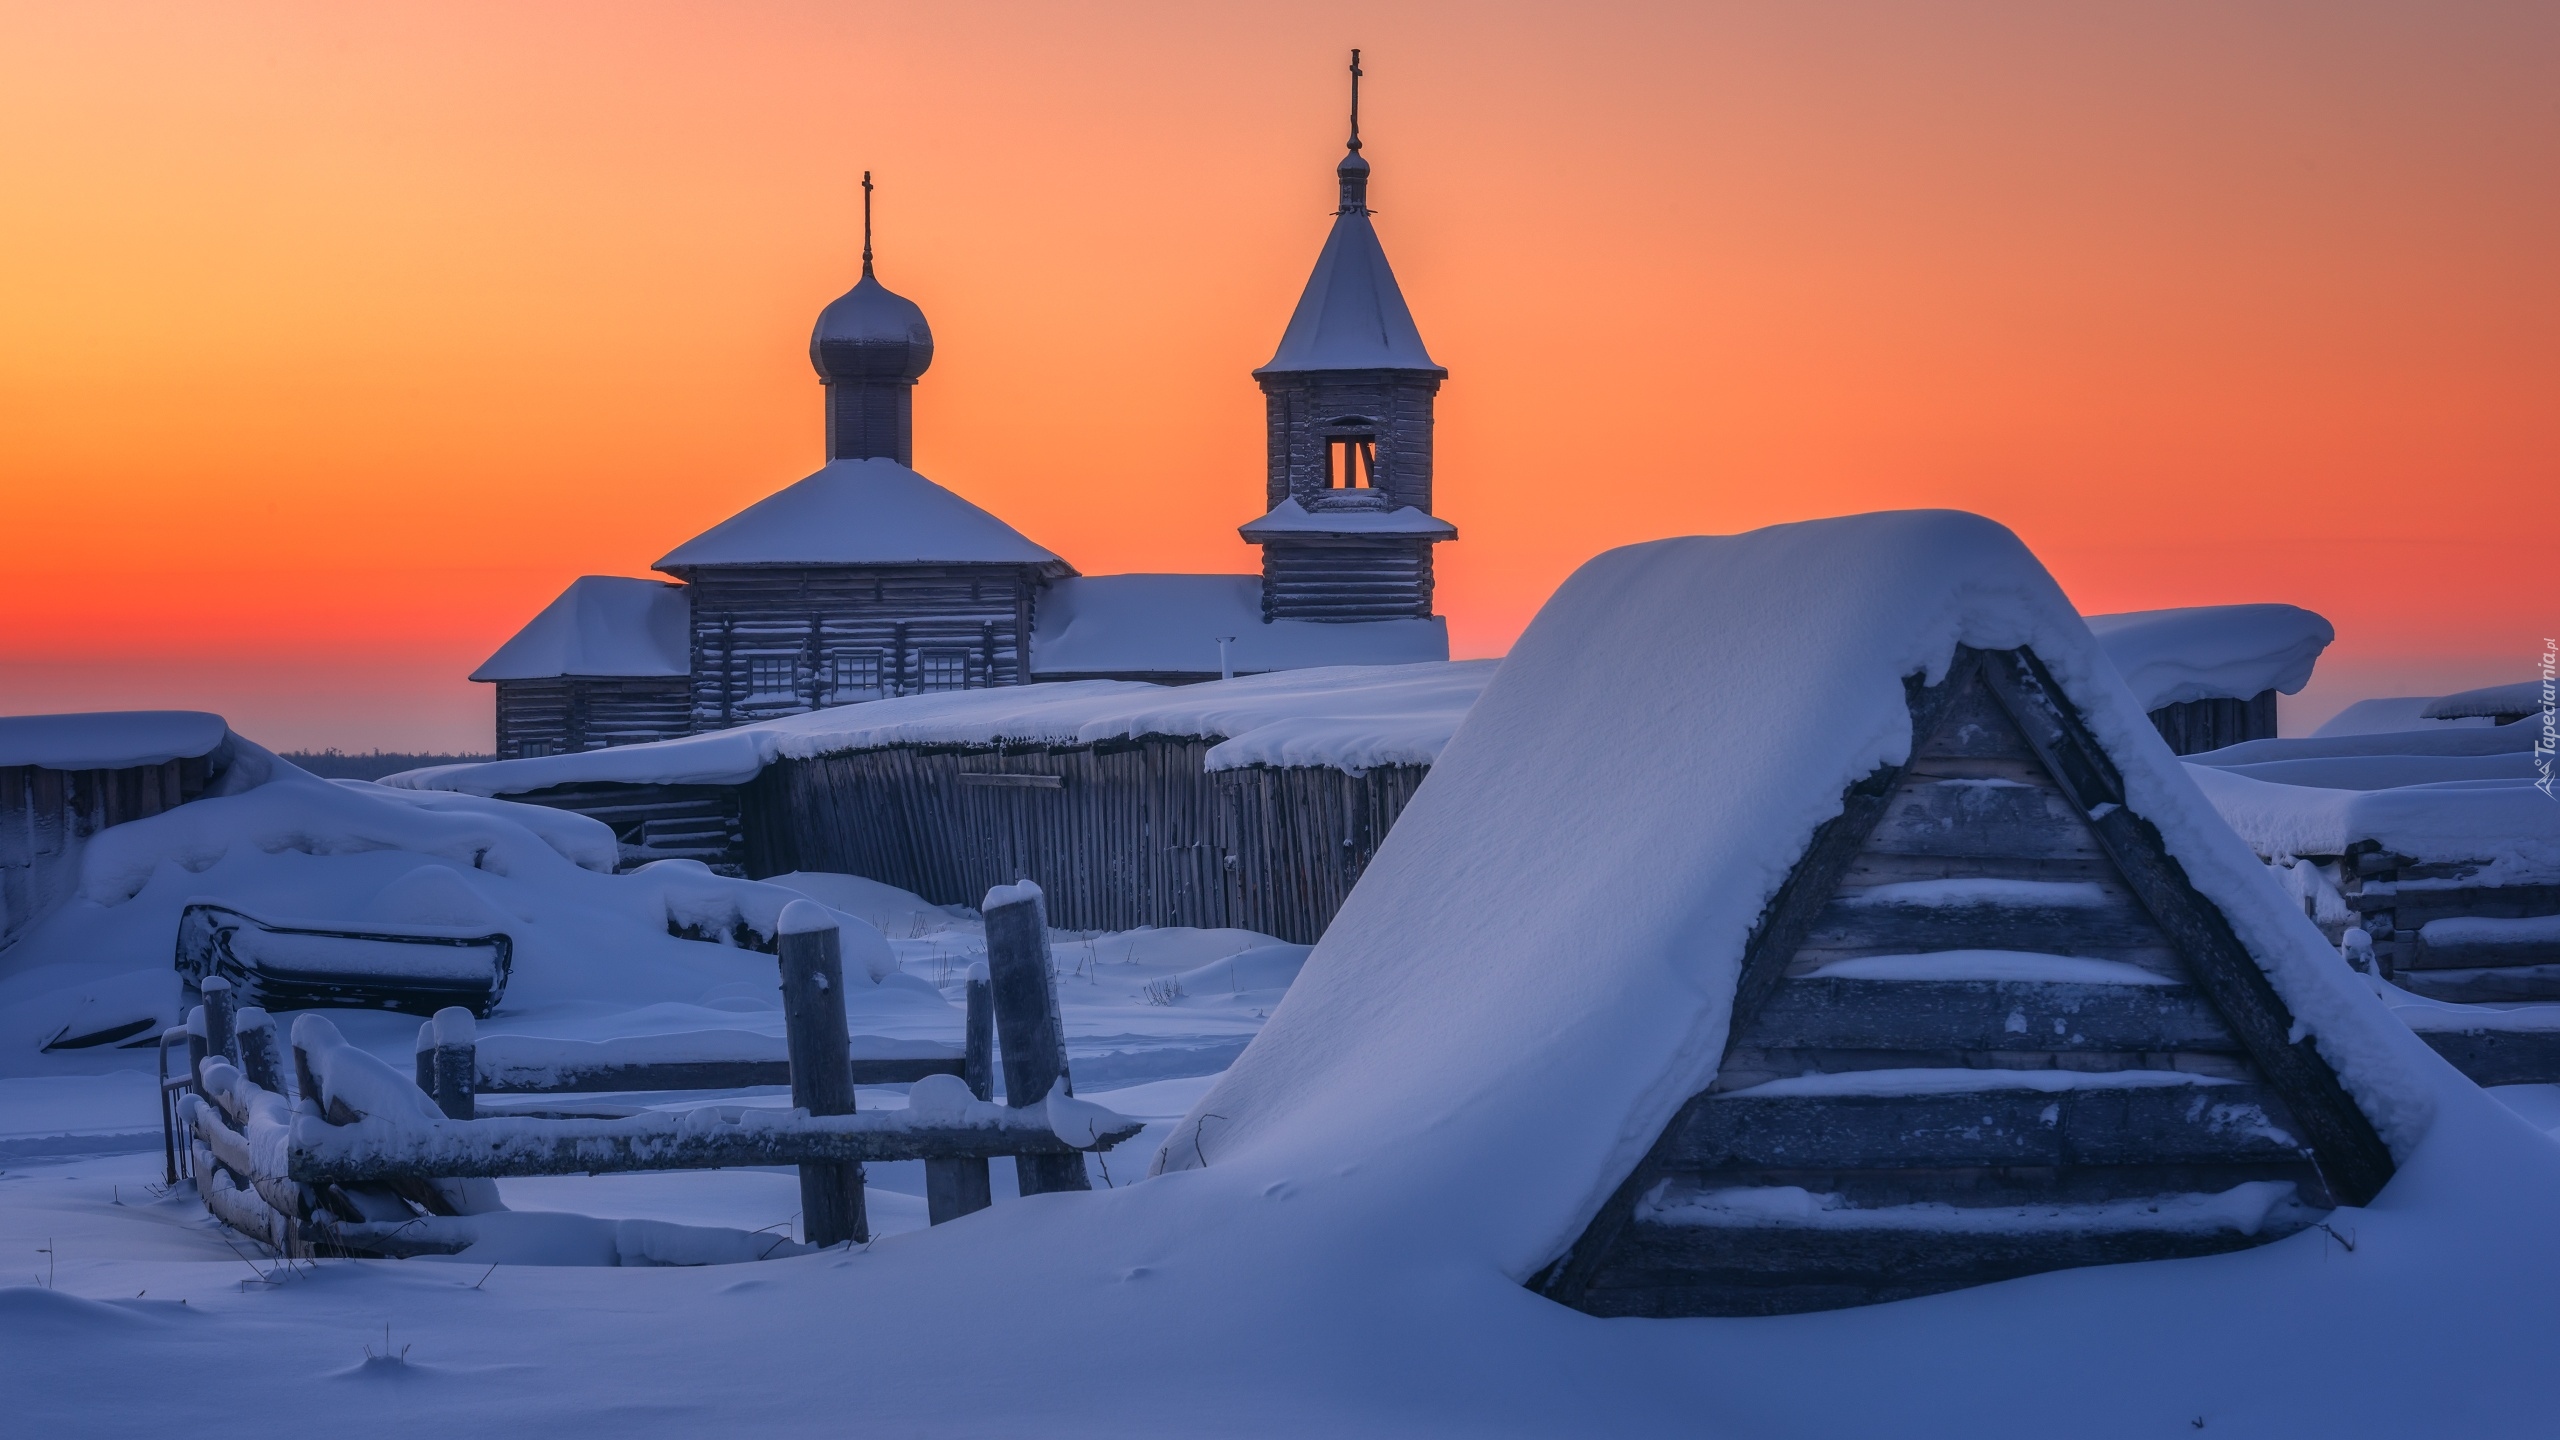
1256, 55, 1443, 377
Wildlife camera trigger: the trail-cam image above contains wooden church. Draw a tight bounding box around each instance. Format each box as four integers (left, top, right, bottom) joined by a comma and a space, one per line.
1535, 643, 2395, 1317
475, 63, 1454, 758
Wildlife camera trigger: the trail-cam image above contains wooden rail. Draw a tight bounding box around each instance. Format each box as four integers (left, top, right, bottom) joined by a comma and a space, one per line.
173, 884, 1132, 1257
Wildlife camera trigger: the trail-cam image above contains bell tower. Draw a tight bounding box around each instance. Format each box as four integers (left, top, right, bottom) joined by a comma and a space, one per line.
1241, 52, 1457, 622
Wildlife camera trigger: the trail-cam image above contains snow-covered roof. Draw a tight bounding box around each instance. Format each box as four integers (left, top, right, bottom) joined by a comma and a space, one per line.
1255, 152, 1442, 376
653, 458, 1069, 573
0, 711, 229, 771
385, 661, 1497, 796
470, 577, 691, 682
2312, 697, 2490, 737
1029, 574, 1449, 679
2423, 679, 2548, 721
2084, 603, 2333, 710
2187, 719, 2558, 879
1237, 499, 1457, 541
1151, 511, 2437, 1279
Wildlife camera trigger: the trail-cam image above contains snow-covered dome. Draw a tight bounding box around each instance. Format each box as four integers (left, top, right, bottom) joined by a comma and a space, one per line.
810, 269, 934, 383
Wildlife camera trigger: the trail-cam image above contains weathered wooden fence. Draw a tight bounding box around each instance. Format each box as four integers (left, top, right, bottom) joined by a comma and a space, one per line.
739, 740, 1430, 943
173, 885, 1136, 1257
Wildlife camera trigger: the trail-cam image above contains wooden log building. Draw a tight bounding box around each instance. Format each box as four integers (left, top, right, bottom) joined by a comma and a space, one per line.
471, 83, 1453, 755
2, 712, 227, 962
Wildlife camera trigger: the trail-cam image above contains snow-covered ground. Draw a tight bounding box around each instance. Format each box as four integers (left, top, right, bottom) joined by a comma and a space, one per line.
8, 513, 2560, 1437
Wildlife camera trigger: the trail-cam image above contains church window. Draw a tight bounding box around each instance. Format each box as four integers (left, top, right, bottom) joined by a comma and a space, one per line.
829, 651, 883, 702
915, 650, 972, 693
1326, 433, 1378, 489
746, 656, 798, 703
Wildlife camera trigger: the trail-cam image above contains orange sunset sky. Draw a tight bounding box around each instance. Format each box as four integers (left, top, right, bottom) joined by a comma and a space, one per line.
3, 1, 2553, 752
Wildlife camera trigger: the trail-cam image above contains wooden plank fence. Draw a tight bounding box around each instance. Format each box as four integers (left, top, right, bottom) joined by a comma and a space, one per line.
739, 740, 1429, 943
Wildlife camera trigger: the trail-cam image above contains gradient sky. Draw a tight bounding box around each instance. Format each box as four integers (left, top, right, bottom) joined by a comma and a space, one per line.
3, 1, 2553, 751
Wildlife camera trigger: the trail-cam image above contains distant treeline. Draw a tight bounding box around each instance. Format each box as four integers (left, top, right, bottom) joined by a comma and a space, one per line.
280, 750, 493, 781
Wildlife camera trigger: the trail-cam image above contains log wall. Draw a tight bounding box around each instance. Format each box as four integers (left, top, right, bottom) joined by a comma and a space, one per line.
493, 677, 693, 760
740, 743, 1429, 943
680, 564, 1046, 732
2, 755, 211, 951
2147, 690, 2278, 756
1258, 539, 1435, 622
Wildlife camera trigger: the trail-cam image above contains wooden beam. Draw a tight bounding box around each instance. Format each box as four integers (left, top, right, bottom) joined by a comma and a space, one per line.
1976, 648, 2397, 1205
287, 1109, 1138, 1185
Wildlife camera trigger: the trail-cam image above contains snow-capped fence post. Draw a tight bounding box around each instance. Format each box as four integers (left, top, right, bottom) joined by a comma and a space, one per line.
236, 1008, 286, 1096
427, 1007, 477, 1121
777, 901, 868, 1246
923, 966, 998, 1223
199, 976, 239, 1071
982, 883, 1089, 1196
185, 1005, 208, 1100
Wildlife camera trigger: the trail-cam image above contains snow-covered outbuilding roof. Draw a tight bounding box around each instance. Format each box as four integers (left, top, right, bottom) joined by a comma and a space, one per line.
653, 458, 1069, 574
1153, 511, 2437, 1289
2084, 603, 2333, 710
386, 661, 1497, 796
1028, 574, 1449, 680
1254, 150, 1443, 376
2423, 679, 2548, 722
2187, 721, 2558, 881
0, 711, 230, 771
469, 577, 691, 682
1237, 499, 1457, 541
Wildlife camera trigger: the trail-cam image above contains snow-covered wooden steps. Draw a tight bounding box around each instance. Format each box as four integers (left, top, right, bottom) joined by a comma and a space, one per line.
1536, 647, 2388, 1318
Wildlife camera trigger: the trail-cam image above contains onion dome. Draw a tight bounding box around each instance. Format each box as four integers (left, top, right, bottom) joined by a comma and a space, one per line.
810, 268, 933, 383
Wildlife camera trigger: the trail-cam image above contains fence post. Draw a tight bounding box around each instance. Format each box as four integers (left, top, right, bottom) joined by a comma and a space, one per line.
200, 976, 239, 1070
429, 1007, 477, 1121
236, 1008, 285, 1096
923, 966, 998, 1224
983, 882, 1088, 1195
778, 900, 867, 1246
414, 1021, 436, 1093
186, 1006, 208, 1100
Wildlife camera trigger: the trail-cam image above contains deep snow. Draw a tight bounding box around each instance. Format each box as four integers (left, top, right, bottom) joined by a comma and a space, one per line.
6, 513, 2559, 1437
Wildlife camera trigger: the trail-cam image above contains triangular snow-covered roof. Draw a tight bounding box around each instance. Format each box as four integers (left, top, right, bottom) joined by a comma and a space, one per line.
653, 458, 1070, 573
1255, 163, 1442, 376
2086, 603, 2333, 710
1155, 511, 2436, 1293
471, 577, 691, 682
